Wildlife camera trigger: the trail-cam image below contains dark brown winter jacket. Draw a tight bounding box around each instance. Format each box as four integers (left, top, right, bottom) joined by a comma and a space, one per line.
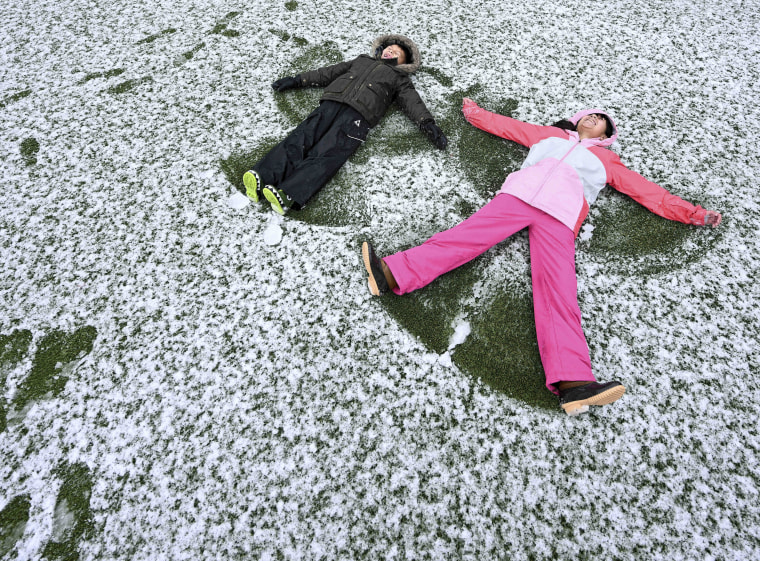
296, 34, 434, 128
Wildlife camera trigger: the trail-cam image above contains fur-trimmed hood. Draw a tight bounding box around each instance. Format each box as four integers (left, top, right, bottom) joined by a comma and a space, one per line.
371, 34, 422, 74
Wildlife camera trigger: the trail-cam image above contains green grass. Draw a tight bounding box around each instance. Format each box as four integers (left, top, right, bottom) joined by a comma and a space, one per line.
0, 89, 32, 109
136, 28, 177, 45
588, 191, 723, 275
106, 77, 153, 94
19, 138, 40, 166
0, 329, 32, 371
454, 288, 550, 406
78, 68, 125, 84
0, 329, 33, 432
180, 42, 205, 62
210, 12, 241, 36
1, 328, 96, 559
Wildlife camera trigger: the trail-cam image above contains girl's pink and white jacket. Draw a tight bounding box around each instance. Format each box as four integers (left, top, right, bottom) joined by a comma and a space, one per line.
462, 99, 709, 236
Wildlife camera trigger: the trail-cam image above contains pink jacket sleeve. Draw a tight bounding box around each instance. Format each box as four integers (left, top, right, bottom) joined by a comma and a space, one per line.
462, 99, 560, 147
600, 149, 707, 225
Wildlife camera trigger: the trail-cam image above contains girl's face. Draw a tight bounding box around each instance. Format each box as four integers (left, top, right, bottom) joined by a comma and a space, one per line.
576, 113, 608, 140
381, 45, 407, 64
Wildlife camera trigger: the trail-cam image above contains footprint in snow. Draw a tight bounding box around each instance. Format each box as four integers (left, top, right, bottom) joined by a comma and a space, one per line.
0, 495, 31, 559
0, 462, 94, 560
40, 462, 95, 561
1, 326, 97, 429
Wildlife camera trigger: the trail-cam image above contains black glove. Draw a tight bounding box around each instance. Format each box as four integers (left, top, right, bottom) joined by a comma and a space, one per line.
421, 120, 448, 150
271, 76, 300, 92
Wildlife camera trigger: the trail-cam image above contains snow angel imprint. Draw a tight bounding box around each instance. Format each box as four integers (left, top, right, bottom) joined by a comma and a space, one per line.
362, 98, 722, 416
243, 34, 448, 215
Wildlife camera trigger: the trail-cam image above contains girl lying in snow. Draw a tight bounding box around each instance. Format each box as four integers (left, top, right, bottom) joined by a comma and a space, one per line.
362, 98, 722, 416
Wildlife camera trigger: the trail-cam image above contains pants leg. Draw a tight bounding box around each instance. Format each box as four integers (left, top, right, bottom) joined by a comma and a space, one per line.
383, 194, 533, 294
383, 193, 595, 393
527, 214, 595, 393
253, 101, 369, 207
253, 102, 340, 188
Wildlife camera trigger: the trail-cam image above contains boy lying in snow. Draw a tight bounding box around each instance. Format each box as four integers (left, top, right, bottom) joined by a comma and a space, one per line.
243, 33, 447, 215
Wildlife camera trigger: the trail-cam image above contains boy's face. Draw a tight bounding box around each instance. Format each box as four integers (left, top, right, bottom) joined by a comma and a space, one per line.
381, 45, 407, 64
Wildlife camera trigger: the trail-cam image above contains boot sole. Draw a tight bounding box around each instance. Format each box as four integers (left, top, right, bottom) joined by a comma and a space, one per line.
243, 171, 260, 202
263, 188, 286, 215
362, 242, 381, 296
562, 384, 626, 416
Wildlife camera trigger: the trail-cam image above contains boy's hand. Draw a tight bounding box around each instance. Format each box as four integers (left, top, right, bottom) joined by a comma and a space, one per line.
271, 76, 299, 91
421, 120, 448, 150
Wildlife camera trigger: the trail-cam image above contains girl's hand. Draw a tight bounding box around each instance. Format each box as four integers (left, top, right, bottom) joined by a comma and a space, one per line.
704, 210, 722, 227
462, 97, 481, 120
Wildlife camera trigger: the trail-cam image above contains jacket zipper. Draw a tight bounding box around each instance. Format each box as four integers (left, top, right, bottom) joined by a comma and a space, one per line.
350, 60, 384, 99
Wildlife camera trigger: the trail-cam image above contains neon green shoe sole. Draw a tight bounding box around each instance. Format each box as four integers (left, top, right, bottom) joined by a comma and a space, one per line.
263, 187, 290, 216
243, 170, 261, 202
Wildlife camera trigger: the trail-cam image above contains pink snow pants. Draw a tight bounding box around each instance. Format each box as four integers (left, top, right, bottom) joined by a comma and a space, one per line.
383, 194, 595, 393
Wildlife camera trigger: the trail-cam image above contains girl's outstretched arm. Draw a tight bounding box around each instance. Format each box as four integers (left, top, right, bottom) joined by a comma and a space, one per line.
603, 151, 722, 227
462, 98, 560, 147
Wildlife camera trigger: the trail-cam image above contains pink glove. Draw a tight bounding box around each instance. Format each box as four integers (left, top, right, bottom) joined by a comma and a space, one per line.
462, 97, 482, 121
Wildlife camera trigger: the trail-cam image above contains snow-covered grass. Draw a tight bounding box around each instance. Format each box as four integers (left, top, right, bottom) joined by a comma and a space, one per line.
1, 0, 759, 559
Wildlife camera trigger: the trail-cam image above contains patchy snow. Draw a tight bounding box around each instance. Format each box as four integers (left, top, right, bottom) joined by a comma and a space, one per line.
1, 0, 759, 559
579, 222, 594, 241
448, 317, 472, 351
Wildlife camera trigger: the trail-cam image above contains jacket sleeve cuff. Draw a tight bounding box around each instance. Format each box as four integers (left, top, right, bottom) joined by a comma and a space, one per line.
688, 206, 707, 226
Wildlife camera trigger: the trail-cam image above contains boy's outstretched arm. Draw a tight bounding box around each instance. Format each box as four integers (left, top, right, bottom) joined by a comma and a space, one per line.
394, 80, 447, 149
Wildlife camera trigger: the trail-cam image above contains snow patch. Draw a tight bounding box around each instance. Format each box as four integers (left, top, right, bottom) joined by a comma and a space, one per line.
227, 191, 251, 210
263, 215, 284, 246
579, 223, 594, 241
448, 317, 471, 351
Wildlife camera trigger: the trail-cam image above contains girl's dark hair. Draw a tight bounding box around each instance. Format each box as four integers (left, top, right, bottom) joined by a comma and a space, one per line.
552, 115, 614, 138
551, 119, 576, 131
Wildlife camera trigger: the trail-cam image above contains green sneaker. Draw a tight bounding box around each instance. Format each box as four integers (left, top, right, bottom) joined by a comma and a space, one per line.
263, 186, 294, 215
243, 170, 262, 202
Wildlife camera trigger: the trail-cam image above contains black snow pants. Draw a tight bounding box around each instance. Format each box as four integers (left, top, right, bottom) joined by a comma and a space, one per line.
253, 101, 371, 208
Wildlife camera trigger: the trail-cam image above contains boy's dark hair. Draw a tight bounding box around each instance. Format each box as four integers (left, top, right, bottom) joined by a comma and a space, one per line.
398, 44, 412, 64
552, 116, 614, 138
